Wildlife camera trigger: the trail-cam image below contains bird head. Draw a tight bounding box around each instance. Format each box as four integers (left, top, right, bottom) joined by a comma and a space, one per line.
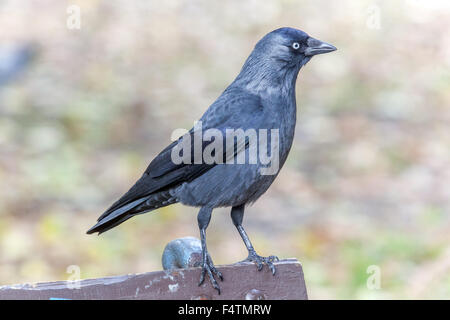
236, 27, 336, 91
256, 27, 337, 68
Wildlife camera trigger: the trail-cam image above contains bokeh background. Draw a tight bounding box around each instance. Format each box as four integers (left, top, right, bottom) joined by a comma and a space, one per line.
0, 0, 449, 299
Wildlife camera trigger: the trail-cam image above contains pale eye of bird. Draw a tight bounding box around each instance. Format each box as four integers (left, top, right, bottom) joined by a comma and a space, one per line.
292, 42, 300, 50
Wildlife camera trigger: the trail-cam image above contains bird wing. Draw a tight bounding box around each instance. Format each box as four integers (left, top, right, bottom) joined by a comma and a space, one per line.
91, 90, 266, 227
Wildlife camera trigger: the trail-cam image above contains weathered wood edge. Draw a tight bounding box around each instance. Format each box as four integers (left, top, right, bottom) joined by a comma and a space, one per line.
0, 258, 307, 300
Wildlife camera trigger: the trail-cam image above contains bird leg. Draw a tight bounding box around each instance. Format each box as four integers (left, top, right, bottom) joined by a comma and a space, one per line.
231, 204, 279, 275
197, 206, 223, 294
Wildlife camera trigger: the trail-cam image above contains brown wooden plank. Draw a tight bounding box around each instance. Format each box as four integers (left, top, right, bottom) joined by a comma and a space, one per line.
0, 258, 307, 300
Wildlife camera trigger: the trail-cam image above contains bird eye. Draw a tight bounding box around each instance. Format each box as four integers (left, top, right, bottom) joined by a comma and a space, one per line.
292, 42, 300, 50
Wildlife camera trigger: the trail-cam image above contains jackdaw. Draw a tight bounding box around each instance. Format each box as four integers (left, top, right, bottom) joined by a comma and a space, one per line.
87, 27, 336, 294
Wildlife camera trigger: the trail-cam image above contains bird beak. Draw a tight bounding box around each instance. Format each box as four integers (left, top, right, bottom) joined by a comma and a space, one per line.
304, 37, 337, 56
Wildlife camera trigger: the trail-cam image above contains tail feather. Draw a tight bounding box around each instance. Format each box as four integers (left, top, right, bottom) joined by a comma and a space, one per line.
87, 190, 178, 235
88, 214, 136, 235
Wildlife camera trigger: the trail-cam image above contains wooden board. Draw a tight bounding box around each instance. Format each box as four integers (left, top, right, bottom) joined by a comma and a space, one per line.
0, 258, 307, 300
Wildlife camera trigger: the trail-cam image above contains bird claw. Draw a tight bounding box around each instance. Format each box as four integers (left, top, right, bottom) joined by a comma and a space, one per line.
198, 254, 223, 294
244, 251, 279, 275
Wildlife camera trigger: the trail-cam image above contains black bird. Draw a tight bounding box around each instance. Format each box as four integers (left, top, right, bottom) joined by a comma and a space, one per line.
87, 27, 336, 294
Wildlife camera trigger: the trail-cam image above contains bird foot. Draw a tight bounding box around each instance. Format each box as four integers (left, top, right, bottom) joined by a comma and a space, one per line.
243, 251, 279, 275
198, 253, 223, 294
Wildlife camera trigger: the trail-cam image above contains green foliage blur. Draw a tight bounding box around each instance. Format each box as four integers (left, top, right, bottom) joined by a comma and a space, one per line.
0, 0, 449, 299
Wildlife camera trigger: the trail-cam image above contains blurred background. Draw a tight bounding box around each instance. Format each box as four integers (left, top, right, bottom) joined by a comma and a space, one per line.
0, 0, 449, 299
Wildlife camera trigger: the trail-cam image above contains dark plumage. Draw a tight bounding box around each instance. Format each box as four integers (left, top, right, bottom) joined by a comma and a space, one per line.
87, 27, 336, 293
